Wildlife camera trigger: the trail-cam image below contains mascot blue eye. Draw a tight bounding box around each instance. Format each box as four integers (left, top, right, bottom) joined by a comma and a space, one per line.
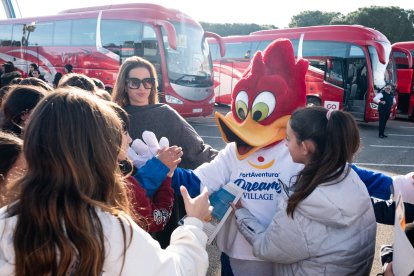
235, 91, 249, 120
251, 92, 276, 122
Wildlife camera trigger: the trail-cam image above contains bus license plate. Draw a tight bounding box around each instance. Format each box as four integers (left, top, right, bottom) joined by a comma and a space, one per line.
192, 108, 202, 113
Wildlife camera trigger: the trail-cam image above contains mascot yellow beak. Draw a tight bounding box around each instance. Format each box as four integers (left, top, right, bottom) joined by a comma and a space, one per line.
215, 111, 290, 160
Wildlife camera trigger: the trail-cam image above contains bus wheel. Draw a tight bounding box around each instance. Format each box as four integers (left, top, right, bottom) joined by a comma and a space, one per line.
306, 97, 321, 107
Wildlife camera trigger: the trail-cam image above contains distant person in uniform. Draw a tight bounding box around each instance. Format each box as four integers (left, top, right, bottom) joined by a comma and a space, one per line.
373, 83, 396, 138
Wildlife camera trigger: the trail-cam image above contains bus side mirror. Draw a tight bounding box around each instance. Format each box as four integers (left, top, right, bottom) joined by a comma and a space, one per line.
204, 32, 225, 57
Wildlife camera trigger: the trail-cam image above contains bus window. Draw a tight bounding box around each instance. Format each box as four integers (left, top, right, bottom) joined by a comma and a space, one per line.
163, 23, 212, 84
53, 20, 71, 46
209, 43, 219, 60
253, 40, 270, 53
29, 22, 53, 46
326, 58, 344, 87
303, 41, 348, 58
224, 42, 252, 59
100, 19, 144, 61
142, 26, 160, 63
12, 24, 24, 46
393, 51, 410, 69
349, 45, 365, 57
71, 18, 96, 46
0, 25, 12, 46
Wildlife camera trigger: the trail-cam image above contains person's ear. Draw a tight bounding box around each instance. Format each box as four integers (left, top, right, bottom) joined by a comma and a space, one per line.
301, 140, 315, 156
20, 110, 30, 122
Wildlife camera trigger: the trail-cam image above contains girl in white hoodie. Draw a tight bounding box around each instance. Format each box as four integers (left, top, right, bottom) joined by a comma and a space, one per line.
0, 88, 211, 276
234, 106, 376, 275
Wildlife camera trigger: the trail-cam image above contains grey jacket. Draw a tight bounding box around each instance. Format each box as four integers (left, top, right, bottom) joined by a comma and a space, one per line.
125, 104, 218, 169
235, 168, 376, 275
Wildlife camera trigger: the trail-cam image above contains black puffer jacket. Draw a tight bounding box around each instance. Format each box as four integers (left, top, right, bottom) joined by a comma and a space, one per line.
0, 71, 21, 87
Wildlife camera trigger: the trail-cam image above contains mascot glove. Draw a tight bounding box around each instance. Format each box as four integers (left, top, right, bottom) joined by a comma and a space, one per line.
235, 208, 266, 245
392, 172, 414, 204
128, 131, 169, 169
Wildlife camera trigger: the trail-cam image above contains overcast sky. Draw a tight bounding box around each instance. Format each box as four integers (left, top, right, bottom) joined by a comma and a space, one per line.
1, 0, 413, 28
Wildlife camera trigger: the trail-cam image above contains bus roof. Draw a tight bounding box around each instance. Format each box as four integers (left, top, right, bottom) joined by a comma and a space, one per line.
208, 25, 389, 64
209, 25, 389, 45
393, 41, 414, 50
0, 3, 200, 27
250, 25, 388, 43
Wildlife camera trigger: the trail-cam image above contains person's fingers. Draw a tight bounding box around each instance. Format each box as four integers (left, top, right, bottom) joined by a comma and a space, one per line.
159, 137, 169, 148
172, 158, 181, 165
180, 186, 191, 202
200, 186, 208, 197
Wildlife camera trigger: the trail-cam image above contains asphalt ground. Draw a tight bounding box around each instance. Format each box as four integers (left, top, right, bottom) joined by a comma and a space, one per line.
186, 105, 414, 275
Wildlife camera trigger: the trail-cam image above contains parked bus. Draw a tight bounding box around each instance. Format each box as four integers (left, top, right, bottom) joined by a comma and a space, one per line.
209, 25, 403, 122
392, 41, 414, 120
0, 3, 225, 117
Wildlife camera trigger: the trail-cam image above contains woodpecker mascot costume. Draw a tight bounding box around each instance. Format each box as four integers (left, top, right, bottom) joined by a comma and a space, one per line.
188, 38, 307, 274
129, 38, 413, 276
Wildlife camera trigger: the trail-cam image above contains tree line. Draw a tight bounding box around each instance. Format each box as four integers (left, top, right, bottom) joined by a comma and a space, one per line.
201, 6, 414, 43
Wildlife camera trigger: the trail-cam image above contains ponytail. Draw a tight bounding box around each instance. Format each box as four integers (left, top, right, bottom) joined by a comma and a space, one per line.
286, 107, 360, 217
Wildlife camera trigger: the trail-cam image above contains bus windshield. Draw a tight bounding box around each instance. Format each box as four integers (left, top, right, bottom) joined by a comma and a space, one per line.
162, 23, 213, 87
369, 43, 396, 90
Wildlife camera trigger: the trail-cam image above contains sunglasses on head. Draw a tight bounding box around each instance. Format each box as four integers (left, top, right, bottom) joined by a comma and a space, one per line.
126, 77, 155, 89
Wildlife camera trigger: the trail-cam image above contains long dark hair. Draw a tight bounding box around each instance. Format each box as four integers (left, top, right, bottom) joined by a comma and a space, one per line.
58, 73, 97, 94
286, 106, 360, 217
1, 85, 48, 136
8, 88, 133, 275
0, 131, 23, 206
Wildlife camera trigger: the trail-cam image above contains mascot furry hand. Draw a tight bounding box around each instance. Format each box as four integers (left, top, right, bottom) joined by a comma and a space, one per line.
216, 38, 308, 159
128, 131, 169, 169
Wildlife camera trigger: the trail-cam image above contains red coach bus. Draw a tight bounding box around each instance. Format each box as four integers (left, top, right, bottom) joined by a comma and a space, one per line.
209, 25, 402, 122
392, 41, 414, 120
0, 3, 225, 117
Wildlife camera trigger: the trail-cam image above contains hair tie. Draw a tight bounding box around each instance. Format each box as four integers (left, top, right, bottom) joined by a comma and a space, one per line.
326, 109, 334, 120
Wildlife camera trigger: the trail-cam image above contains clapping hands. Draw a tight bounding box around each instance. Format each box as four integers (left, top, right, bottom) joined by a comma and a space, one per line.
128, 131, 183, 175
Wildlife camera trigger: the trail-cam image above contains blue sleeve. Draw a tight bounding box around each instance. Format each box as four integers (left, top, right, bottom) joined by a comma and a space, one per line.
352, 164, 392, 200
134, 157, 169, 197
171, 167, 201, 198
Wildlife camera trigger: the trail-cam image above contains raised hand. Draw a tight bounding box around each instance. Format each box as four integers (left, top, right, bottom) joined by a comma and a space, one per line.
128, 131, 170, 168
157, 146, 183, 176
181, 186, 213, 221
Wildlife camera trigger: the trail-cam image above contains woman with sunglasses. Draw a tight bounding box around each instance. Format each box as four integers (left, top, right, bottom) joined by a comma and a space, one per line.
112, 56, 218, 248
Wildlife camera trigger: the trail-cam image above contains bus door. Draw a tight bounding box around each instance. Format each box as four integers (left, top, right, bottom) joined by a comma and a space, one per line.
343, 48, 368, 121
392, 48, 414, 118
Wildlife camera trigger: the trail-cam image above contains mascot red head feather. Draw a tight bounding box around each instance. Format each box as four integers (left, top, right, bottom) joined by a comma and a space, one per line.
215, 38, 309, 160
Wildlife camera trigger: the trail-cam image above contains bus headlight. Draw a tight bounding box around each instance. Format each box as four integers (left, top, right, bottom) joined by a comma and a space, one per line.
208, 97, 215, 104
370, 103, 378, 110
165, 94, 183, 105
